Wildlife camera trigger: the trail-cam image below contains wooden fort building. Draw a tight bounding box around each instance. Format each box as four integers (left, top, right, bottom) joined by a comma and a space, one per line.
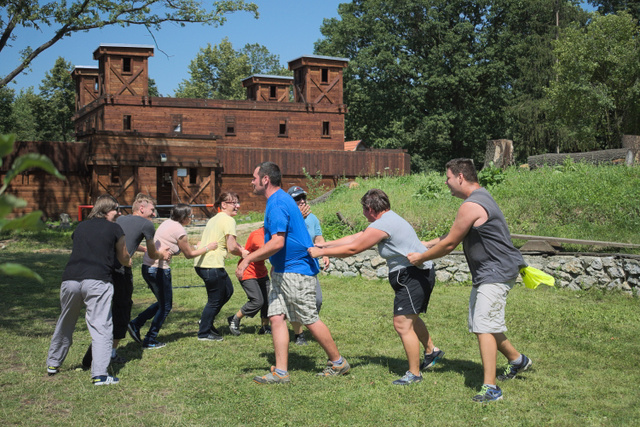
4, 43, 409, 219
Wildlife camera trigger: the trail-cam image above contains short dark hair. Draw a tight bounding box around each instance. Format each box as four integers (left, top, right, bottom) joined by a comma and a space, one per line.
445, 158, 478, 183
170, 203, 192, 224
215, 191, 239, 210
257, 161, 282, 187
88, 194, 118, 219
360, 189, 391, 214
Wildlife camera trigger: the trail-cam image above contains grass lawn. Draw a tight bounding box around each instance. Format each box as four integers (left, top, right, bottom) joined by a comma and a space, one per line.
1, 248, 639, 426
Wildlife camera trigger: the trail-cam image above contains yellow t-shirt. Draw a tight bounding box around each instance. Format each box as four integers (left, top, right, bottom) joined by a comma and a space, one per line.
193, 212, 237, 268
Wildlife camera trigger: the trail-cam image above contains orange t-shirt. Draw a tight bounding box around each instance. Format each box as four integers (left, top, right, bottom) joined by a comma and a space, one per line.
240, 227, 268, 280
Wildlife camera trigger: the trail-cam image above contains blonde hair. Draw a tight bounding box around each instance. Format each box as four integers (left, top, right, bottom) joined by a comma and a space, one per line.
133, 193, 156, 211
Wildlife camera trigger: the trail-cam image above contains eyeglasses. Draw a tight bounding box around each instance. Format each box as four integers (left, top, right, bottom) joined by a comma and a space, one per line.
223, 200, 240, 206
294, 196, 306, 202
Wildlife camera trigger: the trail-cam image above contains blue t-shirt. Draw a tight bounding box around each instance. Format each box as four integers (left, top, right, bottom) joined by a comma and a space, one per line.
264, 189, 319, 276
304, 213, 322, 240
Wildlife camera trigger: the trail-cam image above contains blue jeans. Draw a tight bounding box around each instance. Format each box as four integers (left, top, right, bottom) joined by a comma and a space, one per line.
132, 265, 173, 343
195, 267, 234, 337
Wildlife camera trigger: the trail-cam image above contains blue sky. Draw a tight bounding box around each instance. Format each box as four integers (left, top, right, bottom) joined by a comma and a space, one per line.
2, 1, 596, 97
2, 0, 343, 96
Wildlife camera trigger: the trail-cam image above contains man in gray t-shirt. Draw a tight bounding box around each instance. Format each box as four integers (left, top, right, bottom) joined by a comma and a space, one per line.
408, 158, 532, 403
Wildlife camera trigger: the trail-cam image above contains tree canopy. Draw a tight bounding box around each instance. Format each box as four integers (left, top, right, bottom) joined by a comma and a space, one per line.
175, 37, 290, 100
0, 0, 258, 88
315, 0, 608, 170
547, 11, 640, 151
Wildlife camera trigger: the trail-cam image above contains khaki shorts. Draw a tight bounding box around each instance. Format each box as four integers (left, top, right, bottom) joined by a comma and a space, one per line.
468, 281, 514, 334
268, 272, 319, 325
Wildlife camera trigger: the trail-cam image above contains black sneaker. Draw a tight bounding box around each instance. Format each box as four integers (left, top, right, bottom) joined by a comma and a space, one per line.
258, 325, 272, 335
142, 340, 166, 350
497, 354, 532, 381
198, 333, 223, 342
228, 315, 241, 336
294, 333, 308, 346
127, 322, 142, 344
92, 375, 120, 386
420, 349, 445, 371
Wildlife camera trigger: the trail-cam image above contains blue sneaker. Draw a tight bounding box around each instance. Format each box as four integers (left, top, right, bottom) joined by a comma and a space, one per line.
392, 371, 423, 385
142, 340, 166, 350
472, 385, 503, 402
420, 349, 445, 370
92, 375, 119, 386
498, 354, 532, 381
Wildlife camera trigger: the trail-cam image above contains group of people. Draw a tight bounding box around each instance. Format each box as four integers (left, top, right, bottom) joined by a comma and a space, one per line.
45, 157, 532, 402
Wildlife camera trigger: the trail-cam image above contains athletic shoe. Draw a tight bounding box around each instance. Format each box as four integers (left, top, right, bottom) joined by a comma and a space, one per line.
253, 366, 290, 384
420, 349, 445, 371
127, 322, 142, 344
92, 375, 120, 386
47, 366, 59, 376
142, 341, 166, 350
110, 354, 127, 364
198, 333, 223, 342
317, 358, 350, 377
497, 354, 532, 381
392, 371, 423, 385
228, 315, 241, 336
472, 385, 503, 402
294, 333, 308, 346
258, 325, 272, 335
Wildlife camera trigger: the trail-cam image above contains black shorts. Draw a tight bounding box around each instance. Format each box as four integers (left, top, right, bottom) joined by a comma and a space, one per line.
388, 266, 435, 316
112, 266, 134, 339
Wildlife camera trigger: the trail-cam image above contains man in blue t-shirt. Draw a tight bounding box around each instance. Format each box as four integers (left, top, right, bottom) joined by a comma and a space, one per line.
286, 185, 329, 346
237, 162, 350, 384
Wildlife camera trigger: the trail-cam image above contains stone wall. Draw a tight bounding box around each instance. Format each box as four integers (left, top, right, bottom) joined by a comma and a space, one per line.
323, 249, 640, 296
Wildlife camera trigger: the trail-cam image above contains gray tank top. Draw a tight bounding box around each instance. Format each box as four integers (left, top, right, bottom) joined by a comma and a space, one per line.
462, 188, 525, 285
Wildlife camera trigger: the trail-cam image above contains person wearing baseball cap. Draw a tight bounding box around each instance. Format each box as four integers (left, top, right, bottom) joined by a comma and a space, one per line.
286, 186, 328, 345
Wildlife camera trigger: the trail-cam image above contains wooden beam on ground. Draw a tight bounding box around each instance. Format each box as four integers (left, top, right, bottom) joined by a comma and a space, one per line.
511, 234, 640, 249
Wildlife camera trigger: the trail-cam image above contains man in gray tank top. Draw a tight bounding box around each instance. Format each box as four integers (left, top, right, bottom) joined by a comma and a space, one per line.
408, 158, 532, 403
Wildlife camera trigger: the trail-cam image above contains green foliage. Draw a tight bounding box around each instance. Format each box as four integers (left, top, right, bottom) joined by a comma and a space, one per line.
0, 133, 65, 282
34, 57, 76, 142
547, 11, 640, 151
175, 38, 290, 99
302, 167, 327, 200
306, 164, 640, 251
1, 1, 259, 88
477, 162, 507, 189
315, 0, 590, 170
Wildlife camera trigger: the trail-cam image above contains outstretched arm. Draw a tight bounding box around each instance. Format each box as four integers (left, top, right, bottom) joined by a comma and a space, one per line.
308, 228, 387, 259
408, 202, 484, 265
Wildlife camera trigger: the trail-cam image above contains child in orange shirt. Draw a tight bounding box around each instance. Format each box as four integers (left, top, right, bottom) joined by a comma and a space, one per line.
228, 227, 271, 335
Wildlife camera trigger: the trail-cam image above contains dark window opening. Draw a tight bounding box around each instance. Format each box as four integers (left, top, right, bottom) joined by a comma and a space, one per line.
93, 77, 99, 92
189, 168, 198, 185
270, 85, 277, 98
321, 68, 329, 83
123, 57, 132, 73
111, 167, 120, 184
322, 121, 330, 136
123, 115, 132, 131
279, 119, 288, 136
225, 117, 236, 135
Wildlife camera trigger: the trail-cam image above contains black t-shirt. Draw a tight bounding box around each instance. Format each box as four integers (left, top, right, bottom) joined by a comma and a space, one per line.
62, 218, 125, 283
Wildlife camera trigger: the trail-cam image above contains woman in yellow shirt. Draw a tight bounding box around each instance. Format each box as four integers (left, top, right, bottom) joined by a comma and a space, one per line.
194, 192, 249, 341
